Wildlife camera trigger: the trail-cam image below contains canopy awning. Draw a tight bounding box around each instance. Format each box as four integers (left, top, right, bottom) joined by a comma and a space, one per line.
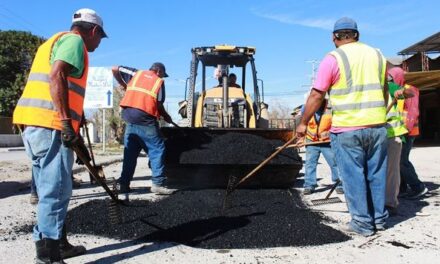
405, 70, 440, 90
399, 32, 440, 55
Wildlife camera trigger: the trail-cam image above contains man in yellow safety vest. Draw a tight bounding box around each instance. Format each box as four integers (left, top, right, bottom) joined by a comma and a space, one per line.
13, 8, 106, 263
296, 17, 388, 237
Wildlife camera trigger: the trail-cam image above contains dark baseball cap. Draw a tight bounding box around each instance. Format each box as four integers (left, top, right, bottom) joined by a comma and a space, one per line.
150, 62, 169, 77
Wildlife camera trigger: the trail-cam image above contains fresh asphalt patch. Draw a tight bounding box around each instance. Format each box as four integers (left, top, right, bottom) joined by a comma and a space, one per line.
61, 189, 348, 248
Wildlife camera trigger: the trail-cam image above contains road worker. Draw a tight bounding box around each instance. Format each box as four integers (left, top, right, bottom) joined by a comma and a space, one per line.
302, 99, 342, 195
388, 67, 428, 199
296, 17, 388, 236
112, 62, 176, 195
13, 8, 106, 263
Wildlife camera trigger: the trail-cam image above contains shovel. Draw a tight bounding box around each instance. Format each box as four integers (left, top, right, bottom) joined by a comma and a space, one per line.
83, 122, 105, 184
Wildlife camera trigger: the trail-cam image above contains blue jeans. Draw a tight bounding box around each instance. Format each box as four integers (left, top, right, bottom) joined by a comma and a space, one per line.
31, 167, 37, 195
22, 127, 73, 241
330, 126, 388, 235
304, 144, 340, 189
120, 122, 165, 186
400, 136, 424, 192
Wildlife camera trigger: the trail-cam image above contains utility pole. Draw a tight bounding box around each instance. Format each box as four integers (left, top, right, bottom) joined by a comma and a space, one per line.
305, 60, 320, 87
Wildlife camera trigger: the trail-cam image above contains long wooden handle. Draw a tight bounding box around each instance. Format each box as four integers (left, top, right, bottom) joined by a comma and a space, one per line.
324, 179, 340, 199
234, 136, 297, 188
170, 121, 180, 128
386, 97, 398, 114
83, 122, 97, 167
73, 145, 120, 203
279, 140, 330, 150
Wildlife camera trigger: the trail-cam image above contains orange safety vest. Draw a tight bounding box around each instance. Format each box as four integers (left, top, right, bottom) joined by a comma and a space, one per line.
13, 32, 88, 133
306, 105, 332, 142
120, 70, 163, 118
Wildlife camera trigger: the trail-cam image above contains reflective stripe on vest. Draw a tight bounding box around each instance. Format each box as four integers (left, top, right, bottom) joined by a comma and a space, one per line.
386, 94, 408, 137
27, 73, 86, 98
120, 70, 163, 118
13, 32, 88, 132
329, 42, 386, 127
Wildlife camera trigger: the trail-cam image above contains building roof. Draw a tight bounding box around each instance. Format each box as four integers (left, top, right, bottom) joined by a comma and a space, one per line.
405, 70, 440, 90
399, 32, 440, 55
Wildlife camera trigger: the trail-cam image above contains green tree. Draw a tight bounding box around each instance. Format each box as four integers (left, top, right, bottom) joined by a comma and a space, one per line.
0, 30, 45, 116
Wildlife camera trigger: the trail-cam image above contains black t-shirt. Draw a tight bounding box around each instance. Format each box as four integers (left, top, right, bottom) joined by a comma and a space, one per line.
118, 66, 165, 126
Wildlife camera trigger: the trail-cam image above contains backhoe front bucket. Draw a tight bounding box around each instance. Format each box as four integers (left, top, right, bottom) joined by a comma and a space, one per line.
161, 127, 302, 188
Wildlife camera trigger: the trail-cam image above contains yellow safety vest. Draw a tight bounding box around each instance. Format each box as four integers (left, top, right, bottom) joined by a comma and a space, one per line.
13, 32, 89, 133
329, 42, 386, 127
386, 94, 408, 138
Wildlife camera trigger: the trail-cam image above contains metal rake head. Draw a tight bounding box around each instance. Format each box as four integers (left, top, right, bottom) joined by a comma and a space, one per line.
222, 174, 239, 212
310, 197, 343, 206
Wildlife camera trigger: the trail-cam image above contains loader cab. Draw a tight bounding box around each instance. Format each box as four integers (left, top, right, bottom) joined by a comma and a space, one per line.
180, 45, 267, 128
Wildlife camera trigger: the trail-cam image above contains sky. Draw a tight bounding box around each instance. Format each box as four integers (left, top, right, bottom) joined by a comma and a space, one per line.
1, 0, 440, 120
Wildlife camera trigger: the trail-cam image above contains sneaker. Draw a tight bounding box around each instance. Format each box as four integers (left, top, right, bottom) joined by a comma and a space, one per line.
335, 187, 344, 194
340, 223, 375, 237
406, 187, 428, 200
303, 188, 314, 195
151, 184, 176, 195
30, 192, 39, 205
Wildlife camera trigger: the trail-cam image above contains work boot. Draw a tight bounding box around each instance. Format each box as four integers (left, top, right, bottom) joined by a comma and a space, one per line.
60, 225, 86, 259
30, 192, 39, 205
118, 184, 131, 194
72, 177, 82, 189
303, 188, 314, 195
335, 187, 344, 195
150, 184, 177, 195
35, 238, 65, 264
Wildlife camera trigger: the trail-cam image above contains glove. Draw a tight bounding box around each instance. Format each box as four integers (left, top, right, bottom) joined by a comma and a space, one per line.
75, 136, 92, 165
61, 119, 79, 148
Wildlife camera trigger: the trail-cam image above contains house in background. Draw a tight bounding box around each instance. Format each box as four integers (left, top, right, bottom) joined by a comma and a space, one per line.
397, 32, 440, 144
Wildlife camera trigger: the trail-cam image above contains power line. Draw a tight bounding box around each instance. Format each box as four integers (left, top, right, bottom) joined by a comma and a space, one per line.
0, 4, 48, 36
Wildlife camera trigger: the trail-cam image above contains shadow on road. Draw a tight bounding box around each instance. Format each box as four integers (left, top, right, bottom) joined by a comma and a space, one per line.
386, 180, 439, 228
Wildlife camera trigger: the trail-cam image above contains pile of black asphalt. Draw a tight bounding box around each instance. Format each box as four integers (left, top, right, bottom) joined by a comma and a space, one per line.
164, 131, 301, 165
63, 188, 350, 249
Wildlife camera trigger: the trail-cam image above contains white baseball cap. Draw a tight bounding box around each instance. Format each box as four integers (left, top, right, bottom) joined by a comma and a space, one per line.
72, 8, 107, 37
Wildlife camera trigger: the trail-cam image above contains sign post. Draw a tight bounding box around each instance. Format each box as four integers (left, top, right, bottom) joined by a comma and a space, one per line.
84, 67, 114, 152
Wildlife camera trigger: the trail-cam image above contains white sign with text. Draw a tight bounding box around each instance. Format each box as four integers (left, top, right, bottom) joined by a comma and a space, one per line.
84, 67, 113, 109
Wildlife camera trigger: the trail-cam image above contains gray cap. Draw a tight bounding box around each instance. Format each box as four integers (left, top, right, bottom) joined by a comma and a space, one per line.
333, 17, 358, 32
150, 62, 169, 77
72, 8, 107, 38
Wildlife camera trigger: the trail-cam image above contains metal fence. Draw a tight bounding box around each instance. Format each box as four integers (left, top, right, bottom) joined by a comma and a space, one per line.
269, 118, 297, 129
